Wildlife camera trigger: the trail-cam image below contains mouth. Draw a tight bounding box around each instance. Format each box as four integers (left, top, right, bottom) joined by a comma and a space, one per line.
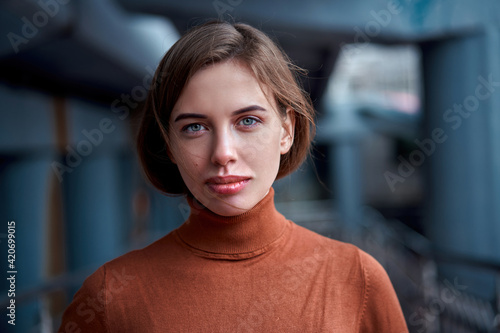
205, 176, 251, 195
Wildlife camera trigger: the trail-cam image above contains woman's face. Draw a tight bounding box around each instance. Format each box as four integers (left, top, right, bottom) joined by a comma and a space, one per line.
169, 60, 294, 216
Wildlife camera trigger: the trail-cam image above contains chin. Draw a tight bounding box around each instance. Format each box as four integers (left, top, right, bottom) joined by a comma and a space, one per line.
191, 183, 270, 216
205, 197, 252, 217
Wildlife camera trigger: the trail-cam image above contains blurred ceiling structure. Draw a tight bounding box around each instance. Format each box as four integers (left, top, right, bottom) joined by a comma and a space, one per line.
2, 0, 498, 106
0, 0, 179, 102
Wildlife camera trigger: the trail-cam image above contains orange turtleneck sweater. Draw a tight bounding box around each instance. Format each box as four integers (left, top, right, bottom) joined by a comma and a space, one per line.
58, 188, 408, 332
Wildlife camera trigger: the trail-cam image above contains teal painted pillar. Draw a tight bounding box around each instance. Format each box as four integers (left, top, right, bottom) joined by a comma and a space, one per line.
331, 139, 363, 229
0, 157, 54, 333
485, 26, 500, 267
422, 27, 500, 299
61, 99, 132, 271
0, 87, 55, 332
63, 155, 128, 270
317, 101, 366, 230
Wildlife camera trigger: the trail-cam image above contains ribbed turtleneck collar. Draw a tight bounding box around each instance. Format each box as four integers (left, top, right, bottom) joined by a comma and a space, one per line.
175, 188, 289, 260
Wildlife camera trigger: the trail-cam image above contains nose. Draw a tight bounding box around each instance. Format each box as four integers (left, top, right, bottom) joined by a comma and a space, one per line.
211, 129, 237, 166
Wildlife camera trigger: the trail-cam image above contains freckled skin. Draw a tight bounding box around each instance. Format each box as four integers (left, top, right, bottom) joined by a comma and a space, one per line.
169, 60, 294, 216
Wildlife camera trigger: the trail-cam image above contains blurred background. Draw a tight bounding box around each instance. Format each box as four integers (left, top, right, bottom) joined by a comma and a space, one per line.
0, 0, 499, 332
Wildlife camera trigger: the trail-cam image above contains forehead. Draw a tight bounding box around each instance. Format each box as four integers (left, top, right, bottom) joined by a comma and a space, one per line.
171, 60, 278, 117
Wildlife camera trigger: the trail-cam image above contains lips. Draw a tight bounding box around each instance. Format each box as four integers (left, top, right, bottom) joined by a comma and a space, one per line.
205, 176, 251, 195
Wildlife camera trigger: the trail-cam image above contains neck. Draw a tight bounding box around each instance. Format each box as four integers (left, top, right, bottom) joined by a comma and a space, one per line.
176, 188, 288, 259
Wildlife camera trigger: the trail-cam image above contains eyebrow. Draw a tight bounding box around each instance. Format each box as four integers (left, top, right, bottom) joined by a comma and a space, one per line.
173, 105, 267, 122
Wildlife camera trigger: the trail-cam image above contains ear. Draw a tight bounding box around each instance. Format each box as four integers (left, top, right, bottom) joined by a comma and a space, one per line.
280, 108, 295, 155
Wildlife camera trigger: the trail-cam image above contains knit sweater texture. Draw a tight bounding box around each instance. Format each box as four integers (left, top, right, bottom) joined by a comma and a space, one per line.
58, 188, 408, 332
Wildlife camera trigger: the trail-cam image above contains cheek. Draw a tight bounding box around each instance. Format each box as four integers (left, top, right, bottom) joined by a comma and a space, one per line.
241, 130, 282, 165
175, 158, 204, 195
176, 153, 203, 174
170, 142, 204, 180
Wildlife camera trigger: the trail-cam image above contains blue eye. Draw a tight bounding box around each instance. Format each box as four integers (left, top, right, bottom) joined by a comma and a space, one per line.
240, 117, 258, 126
183, 123, 205, 132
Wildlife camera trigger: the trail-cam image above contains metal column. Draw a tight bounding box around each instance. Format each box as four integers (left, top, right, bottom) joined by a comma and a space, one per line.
422, 29, 500, 298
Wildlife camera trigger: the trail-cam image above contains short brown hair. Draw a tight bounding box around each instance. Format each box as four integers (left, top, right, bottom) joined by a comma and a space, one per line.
137, 21, 315, 194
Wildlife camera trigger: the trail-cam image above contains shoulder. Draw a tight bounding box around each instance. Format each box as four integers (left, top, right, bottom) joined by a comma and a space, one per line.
288, 223, 408, 332
355, 248, 408, 332
103, 230, 180, 270
58, 232, 180, 333
288, 222, 391, 271
75, 231, 180, 296
289, 222, 397, 291
357, 249, 393, 290
288, 222, 361, 262
284, 222, 370, 285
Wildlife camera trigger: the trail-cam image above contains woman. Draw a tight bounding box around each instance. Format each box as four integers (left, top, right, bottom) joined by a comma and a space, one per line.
59, 21, 408, 332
